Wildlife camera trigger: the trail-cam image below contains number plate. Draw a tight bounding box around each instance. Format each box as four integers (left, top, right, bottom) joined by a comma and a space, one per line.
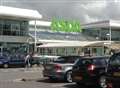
114, 72, 120, 76
46, 66, 52, 70
74, 76, 82, 80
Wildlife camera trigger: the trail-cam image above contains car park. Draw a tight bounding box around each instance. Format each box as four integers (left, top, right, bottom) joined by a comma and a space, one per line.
72, 56, 109, 87
43, 56, 81, 82
103, 52, 120, 88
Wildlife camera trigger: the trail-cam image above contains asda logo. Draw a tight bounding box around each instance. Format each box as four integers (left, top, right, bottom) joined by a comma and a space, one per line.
51, 18, 82, 32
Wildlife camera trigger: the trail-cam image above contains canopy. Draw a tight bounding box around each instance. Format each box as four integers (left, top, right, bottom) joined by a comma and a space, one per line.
105, 44, 120, 50
37, 41, 104, 48
0, 6, 42, 20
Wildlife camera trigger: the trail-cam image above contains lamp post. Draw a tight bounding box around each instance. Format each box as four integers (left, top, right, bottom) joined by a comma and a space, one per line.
34, 20, 37, 53
104, 26, 112, 55
109, 26, 112, 55
27, 38, 32, 53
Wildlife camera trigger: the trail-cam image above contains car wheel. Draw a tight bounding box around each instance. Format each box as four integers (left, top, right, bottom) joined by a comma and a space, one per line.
49, 77, 56, 81
99, 76, 108, 88
65, 71, 72, 83
76, 82, 85, 86
3, 64, 8, 68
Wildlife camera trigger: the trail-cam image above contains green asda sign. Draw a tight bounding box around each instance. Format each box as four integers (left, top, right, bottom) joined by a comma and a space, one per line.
51, 19, 82, 32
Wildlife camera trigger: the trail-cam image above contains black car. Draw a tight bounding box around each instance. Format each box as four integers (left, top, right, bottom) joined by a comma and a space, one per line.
103, 52, 120, 88
72, 56, 109, 87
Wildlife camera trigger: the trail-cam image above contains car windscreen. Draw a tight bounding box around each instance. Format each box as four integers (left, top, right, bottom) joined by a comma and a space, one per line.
53, 56, 80, 63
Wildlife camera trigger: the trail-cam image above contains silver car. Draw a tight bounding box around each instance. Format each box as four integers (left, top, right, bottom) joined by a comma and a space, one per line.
43, 56, 81, 82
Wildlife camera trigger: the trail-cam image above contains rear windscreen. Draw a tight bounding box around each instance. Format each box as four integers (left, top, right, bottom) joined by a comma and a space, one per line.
93, 58, 106, 66
74, 57, 107, 66
54, 56, 80, 63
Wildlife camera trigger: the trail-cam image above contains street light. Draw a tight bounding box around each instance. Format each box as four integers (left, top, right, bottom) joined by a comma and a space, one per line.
34, 20, 37, 53
104, 26, 112, 55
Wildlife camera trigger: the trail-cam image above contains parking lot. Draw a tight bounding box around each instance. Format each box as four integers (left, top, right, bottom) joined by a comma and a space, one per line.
0, 67, 97, 88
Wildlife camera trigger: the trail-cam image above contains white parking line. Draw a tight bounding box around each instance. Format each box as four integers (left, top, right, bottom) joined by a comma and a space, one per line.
51, 84, 67, 87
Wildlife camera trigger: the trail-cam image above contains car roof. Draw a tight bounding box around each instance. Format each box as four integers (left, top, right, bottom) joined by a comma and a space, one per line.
112, 52, 120, 56
60, 55, 82, 57
81, 56, 109, 60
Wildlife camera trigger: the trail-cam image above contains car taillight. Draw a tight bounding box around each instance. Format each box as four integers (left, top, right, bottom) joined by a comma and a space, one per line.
87, 64, 95, 71
55, 64, 62, 70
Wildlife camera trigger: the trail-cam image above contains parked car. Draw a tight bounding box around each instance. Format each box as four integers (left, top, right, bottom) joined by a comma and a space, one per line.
102, 52, 120, 88
0, 54, 44, 68
43, 56, 81, 82
0, 55, 26, 68
72, 56, 109, 87
0, 56, 10, 68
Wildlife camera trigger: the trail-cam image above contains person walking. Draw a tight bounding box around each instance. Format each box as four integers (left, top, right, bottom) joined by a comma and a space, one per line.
25, 53, 31, 69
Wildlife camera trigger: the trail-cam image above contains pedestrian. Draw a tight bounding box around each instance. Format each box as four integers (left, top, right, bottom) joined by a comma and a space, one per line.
24, 53, 31, 69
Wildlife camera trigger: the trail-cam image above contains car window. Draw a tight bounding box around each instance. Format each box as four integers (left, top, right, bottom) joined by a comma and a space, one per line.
74, 59, 82, 65
109, 55, 120, 66
82, 59, 92, 65
74, 59, 92, 66
54, 56, 80, 63
93, 58, 106, 66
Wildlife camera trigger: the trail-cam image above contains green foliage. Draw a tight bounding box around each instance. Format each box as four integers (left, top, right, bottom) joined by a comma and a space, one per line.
51, 18, 82, 32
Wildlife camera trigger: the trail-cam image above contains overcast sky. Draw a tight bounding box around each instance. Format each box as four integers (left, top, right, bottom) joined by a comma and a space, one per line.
2, 0, 120, 23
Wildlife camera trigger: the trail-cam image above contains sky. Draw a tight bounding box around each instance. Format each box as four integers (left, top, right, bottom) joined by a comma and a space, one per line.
2, 0, 120, 23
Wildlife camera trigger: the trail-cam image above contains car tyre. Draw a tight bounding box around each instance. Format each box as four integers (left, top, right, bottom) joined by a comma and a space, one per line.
99, 75, 108, 88
3, 64, 8, 68
65, 70, 72, 83
76, 82, 85, 86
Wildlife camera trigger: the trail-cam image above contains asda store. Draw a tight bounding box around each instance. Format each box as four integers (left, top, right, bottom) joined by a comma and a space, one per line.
29, 20, 120, 56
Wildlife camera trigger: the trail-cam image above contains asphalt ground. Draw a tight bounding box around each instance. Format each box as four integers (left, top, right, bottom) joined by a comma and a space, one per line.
0, 67, 97, 88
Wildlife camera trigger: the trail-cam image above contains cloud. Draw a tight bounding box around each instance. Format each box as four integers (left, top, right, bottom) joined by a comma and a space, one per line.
2, 0, 120, 23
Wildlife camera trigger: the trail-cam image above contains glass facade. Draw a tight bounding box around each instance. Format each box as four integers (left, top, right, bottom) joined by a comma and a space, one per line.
36, 27, 116, 56
82, 28, 120, 41
0, 19, 28, 36
0, 19, 29, 56
38, 47, 83, 56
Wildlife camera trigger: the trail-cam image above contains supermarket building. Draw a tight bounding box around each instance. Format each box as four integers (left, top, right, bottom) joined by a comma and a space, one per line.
0, 6, 120, 56
29, 20, 120, 56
